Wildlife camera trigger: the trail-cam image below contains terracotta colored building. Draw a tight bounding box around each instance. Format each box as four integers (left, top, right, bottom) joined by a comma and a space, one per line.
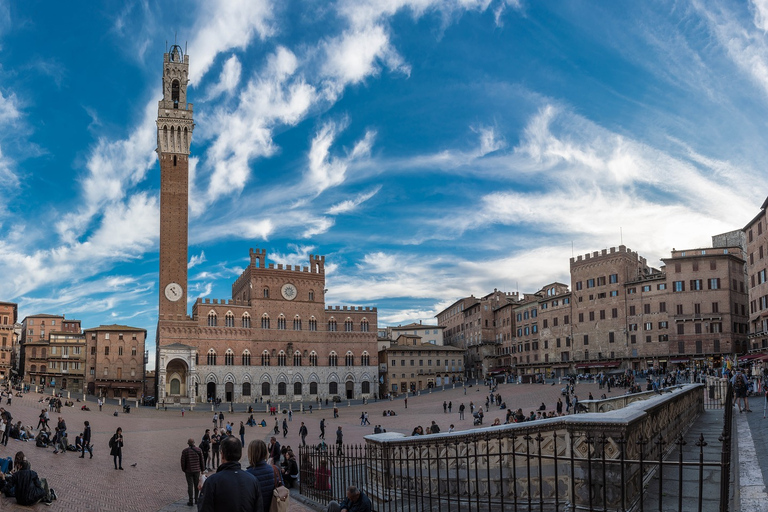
21, 315, 86, 392
0, 301, 17, 381
84, 325, 147, 399
744, 199, 768, 351
153, 47, 378, 407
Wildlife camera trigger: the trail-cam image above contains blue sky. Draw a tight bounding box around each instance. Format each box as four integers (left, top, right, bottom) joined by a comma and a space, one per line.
2, 0, 768, 363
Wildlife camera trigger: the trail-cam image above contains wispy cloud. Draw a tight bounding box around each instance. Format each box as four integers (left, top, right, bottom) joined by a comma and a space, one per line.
327, 186, 381, 215
188, 251, 207, 269
205, 54, 242, 99
306, 119, 376, 195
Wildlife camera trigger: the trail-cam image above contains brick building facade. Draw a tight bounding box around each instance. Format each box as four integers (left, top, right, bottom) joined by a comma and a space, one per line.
153, 47, 378, 407
84, 325, 146, 399
745, 199, 768, 350
0, 301, 17, 381
378, 335, 464, 395
437, 244, 748, 378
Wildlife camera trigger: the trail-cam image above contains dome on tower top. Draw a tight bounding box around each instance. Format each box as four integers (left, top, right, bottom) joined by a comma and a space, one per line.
169, 44, 183, 62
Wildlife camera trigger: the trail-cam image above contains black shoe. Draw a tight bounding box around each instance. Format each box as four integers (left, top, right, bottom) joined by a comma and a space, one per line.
79, 455, 84, 458
187, 501, 194, 506
50, 489, 58, 501
119, 467, 123, 470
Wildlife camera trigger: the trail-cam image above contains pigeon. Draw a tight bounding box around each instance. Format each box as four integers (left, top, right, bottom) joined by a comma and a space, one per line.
131, 463, 137, 467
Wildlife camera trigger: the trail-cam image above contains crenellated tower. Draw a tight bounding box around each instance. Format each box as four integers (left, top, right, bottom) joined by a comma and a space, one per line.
157, 44, 194, 319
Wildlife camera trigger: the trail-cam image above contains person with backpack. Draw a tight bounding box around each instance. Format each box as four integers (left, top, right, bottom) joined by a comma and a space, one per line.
200, 429, 211, 470
731, 370, 752, 413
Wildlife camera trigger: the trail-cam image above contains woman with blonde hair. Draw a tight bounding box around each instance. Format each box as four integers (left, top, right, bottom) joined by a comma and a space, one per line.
246, 439, 282, 510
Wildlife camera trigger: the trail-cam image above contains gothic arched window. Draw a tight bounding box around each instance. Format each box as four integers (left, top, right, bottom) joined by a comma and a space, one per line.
224, 350, 234, 366
329, 352, 338, 367
207, 311, 217, 327
261, 351, 270, 366
242, 313, 251, 328
293, 351, 302, 366
207, 350, 217, 366
242, 350, 251, 366
172, 79, 180, 108
345, 351, 354, 366
277, 351, 286, 366
225, 312, 235, 327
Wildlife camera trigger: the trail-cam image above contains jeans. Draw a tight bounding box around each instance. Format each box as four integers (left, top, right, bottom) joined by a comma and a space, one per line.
113, 453, 122, 469
81, 442, 93, 458
185, 471, 200, 503
211, 449, 220, 468
326, 500, 342, 512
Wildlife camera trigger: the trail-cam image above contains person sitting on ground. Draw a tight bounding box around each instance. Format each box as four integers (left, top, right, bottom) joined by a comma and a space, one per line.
528, 411, 536, 421
259, 419, 267, 427
326, 485, 372, 512
34, 429, 49, 448
0, 457, 55, 505
281, 450, 299, 488
492, 418, 501, 426
538, 402, 546, 411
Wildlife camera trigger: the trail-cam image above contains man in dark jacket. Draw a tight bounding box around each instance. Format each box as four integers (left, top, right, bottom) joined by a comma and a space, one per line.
80, 420, 93, 459
0, 460, 53, 506
326, 485, 372, 512
268, 437, 280, 463
181, 438, 204, 506
198, 436, 263, 512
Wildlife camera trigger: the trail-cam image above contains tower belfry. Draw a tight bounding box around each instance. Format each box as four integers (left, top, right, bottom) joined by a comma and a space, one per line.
157, 44, 194, 319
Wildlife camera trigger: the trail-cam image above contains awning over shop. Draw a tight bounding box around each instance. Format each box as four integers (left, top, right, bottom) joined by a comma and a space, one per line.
738, 353, 762, 361
574, 361, 621, 369
670, 358, 690, 363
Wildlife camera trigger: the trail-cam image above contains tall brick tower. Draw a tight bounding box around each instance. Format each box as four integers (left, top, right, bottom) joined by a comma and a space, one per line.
157, 44, 193, 319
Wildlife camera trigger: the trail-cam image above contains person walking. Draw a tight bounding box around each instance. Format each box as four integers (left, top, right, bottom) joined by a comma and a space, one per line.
211, 412, 218, 430
210, 428, 221, 469
80, 420, 93, 459
197, 436, 264, 512
218, 411, 224, 428
98, 398, 103, 412
268, 436, 281, 464
443, 401, 447, 413
282, 418, 288, 438
404, 397, 408, 409
336, 426, 343, 455
109, 427, 124, 470
319, 418, 326, 440
239, 421, 246, 447
299, 422, 308, 446
448, 401, 452, 413
274, 417, 279, 435
180, 438, 204, 506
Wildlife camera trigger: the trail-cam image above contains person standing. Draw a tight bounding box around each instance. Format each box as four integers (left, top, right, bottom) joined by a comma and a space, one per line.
282, 418, 288, 438
459, 403, 465, 420
80, 420, 93, 459
448, 401, 452, 413
197, 436, 264, 512
0, 408, 11, 445
443, 401, 447, 413
218, 411, 224, 428
98, 398, 103, 412
109, 427, 124, 470
180, 438, 204, 506
299, 422, 308, 446
246, 439, 281, 511
404, 397, 408, 409
336, 426, 343, 455
212, 412, 218, 430
210, 428, 221, 469
268, 436, 281, 464
319, 418, 326, 440
200, 429, 211, 470
239, 421, 245, 447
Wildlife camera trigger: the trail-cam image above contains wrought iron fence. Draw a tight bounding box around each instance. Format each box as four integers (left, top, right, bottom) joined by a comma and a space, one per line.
299, 384, 733, 512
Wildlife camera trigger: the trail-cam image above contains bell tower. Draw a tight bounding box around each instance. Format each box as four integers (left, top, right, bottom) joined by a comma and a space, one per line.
157, 44, 194, 319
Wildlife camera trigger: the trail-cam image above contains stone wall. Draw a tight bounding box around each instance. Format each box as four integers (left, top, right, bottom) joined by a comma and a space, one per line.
364, 384, 704, 511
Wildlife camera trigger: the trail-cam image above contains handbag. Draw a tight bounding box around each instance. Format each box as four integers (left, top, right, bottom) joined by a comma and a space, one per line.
270, 464, 289, 512
270, 485, 289, 512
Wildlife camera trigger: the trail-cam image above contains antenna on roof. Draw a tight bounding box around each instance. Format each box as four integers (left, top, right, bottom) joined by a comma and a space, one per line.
165, 40, 168, 53
185, 41, 188, 55
620, 227, 623, 245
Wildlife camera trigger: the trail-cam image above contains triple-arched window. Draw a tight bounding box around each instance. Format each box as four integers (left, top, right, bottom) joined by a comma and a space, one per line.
277, 315, 286, 330
277, 351, 286, 366
261, 350, 270, 366
309, 351, 318, 366
329, 352, 338, 367
242, 313, 251, 328
224, 349, 234, 366
242, 350, 251, 366
328, 319, 337, 332
361, 351, 370, 366
293, 315, 301, 330
344, 318, 353, 332
261, 314, 270, 329
207, 349, 217, 365
345, 351, 354, 366
207, 311, 217, 327
225, 312, 235, 327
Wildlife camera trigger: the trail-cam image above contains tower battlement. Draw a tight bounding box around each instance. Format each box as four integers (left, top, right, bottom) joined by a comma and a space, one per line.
570, 245, 646, 267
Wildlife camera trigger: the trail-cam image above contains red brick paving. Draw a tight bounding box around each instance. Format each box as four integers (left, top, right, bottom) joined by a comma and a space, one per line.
0, 379, 607, 511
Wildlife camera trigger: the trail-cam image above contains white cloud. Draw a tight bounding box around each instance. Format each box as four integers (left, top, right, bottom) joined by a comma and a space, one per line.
206, 54, 242, 99
269, 244, 318, 267
188, 251, 207, 269
306, 120, 376, 195
694, 0, 768, 99
202, 46, 316, 204
327, 186, 382, 214
187, 0, 274, 84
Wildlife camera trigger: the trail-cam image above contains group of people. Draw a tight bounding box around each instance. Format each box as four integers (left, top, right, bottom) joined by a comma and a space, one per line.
0, 451, 57, 506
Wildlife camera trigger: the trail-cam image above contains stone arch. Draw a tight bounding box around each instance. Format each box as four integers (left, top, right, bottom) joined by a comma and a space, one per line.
276, 373, 288, 383
308, 372, 320, 383
260, 374, 273, 383
343, 373, 356, 383
205, 372, 219, 384
242, 373, 252, 383
327, 372, 339, 383
292, 373, 305, 383
223, 372, 236, 384
360, 372, 372, 382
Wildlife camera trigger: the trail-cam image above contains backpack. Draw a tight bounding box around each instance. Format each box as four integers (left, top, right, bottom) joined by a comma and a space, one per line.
109, 437, 115, 449
0, 456, 12, 474
734, 374, 746, 392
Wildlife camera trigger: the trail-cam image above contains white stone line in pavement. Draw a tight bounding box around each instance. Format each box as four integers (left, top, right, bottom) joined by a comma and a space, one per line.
735, 410, 768, 509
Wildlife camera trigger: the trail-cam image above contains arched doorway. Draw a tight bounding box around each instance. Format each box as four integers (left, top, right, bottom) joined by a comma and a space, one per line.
345, 380, 354, 399
207, 382, 216, 401
225, 382, 234, 402
87, 382, 95, 395
262, 382, 270, 396
166, 358, 189, 401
